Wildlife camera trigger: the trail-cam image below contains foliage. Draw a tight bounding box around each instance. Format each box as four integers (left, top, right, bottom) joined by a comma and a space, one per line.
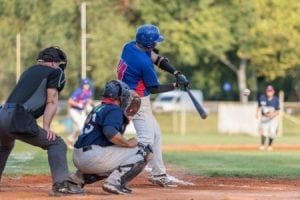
0, 0, 300, 101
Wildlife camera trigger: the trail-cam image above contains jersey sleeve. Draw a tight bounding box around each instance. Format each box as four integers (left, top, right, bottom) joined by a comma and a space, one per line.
47, 68, 66, 91
70, 88, 82, 100
101, 108, 124, 139
258, 95, 264, 107
142, 60, 160, 87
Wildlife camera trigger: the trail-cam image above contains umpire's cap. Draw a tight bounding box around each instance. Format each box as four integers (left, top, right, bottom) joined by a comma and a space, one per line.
37, 46, 67, 63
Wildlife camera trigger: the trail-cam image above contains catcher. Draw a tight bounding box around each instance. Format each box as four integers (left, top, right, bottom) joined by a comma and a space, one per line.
71, 80, 152, 195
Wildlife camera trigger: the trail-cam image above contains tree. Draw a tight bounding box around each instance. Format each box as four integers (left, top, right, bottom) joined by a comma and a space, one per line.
137, 0, 300, 102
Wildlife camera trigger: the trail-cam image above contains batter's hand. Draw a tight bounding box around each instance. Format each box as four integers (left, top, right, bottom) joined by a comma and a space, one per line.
176, 74, 189, 91
44, 127, 57, 141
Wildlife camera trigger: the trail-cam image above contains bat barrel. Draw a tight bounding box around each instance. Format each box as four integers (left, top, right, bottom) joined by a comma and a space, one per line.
186, 89, 207, 119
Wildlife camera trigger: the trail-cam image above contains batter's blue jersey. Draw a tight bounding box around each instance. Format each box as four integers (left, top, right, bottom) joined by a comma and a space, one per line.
117, 41, 159, 97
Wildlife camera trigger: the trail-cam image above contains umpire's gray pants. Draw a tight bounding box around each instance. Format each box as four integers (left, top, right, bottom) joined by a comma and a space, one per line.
0, 106, 69, 184
133, 96, 166, 176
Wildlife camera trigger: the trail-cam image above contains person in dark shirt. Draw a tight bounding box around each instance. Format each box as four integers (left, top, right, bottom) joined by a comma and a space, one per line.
256, 85, 280, 151
0, 47, 83, 195
71, 80, 152, 195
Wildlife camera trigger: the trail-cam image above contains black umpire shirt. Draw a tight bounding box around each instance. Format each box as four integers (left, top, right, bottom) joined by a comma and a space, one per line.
6, 64, 65, 118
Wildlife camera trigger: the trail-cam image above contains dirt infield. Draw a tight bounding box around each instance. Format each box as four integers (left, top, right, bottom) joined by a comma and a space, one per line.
1, 144, 300, 200
1, 172, 300, 200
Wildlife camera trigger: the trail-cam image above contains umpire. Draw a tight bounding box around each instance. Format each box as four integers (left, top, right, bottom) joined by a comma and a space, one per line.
0, 47, 83, 195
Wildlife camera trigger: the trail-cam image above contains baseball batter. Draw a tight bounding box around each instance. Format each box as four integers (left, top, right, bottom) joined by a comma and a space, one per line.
117, 24, 189, 187
256, 85, 280, 151
67, 78, 93, 149
71, 80, 152, 194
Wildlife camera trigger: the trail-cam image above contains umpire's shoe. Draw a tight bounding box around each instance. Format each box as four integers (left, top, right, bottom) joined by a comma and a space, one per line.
149, 174, 178, 187
49, 180, 84, 196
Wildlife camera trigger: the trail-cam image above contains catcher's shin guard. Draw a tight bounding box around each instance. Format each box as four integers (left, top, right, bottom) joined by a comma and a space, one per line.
120, 160, 146, 186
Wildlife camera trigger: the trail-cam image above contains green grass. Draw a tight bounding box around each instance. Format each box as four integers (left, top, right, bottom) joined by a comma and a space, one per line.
4, 141, 76, 176
164, 151, 300, 179
3, 113, 300, 179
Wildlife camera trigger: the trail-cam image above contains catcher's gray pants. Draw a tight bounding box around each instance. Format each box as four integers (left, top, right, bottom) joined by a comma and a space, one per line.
73, 145, 144, 185
0, 105, 69, 184
133, 96, 166, 176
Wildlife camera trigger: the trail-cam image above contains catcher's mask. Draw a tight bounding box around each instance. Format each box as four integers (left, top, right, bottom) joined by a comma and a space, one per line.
102, 80, 141, 116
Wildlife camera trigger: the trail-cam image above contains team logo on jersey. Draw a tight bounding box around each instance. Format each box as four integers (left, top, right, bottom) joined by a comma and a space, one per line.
117, 59, 128, 80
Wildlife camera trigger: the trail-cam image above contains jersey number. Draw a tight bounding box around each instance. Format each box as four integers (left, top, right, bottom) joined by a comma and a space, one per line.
83, 113, 97, 135
117, 59, 127, 80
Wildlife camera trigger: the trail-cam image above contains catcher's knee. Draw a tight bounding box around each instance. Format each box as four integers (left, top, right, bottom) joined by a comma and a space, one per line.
137, 143, 153, 162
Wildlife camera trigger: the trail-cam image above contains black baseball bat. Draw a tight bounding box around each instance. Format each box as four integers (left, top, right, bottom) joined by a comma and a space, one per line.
152, 55, 207, 119
186, 89, 207, 119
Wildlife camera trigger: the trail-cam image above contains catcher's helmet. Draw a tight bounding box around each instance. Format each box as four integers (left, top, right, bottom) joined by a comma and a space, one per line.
37, 46, 67, 70
102, 80, 131, 110
136, 24, 164, 49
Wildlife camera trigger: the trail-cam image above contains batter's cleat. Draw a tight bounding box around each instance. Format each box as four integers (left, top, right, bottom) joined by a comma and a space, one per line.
259, 146, 265, 151
102, 183, 128, 195
267, 146, 273, 151
49, 180, 84, 196
149, 174, 178, 187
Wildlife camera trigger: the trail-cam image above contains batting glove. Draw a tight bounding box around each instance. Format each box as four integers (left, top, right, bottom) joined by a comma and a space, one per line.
176, 74, 189, 91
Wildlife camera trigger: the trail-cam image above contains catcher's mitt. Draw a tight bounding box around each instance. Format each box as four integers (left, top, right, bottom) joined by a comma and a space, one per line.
125, 91, 141, 117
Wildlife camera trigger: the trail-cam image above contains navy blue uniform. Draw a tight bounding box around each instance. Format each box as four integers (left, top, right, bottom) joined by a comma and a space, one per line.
258, 94, 280, 116
75, 104, 128, 148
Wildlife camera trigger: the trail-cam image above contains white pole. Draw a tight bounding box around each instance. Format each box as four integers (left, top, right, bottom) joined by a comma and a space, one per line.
16, 33, 21, 83
81, 2, 87, 79
180, 95, 187, 135
278, 90, 284, 136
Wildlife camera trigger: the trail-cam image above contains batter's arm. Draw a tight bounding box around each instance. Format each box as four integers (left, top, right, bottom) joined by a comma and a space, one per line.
43, 88, 58, 141
148, 83, 177, 94
109, 133, 137, 148
151, 51, 180, 76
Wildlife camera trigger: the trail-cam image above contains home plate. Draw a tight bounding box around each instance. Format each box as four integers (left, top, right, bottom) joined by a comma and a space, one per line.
144, 166, 195, 186
167, 175, 195, 186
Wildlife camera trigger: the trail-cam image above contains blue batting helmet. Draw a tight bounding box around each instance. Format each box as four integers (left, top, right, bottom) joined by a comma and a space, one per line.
136, 24, 164, 49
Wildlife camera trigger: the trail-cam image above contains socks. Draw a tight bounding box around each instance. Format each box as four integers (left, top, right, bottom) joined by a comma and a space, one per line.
261, 135, 266, 146
268, 138, 274, 146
